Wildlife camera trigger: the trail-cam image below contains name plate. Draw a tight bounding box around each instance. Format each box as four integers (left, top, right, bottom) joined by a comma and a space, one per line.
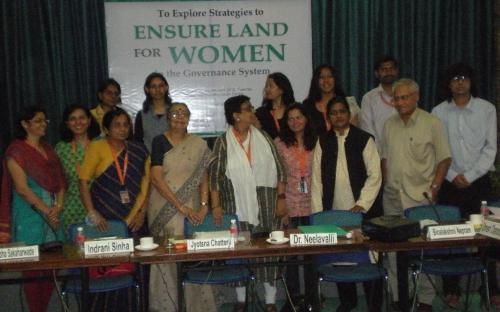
84, 238, 134, 256
0, 245, 39, 260
187, 237, 235, 251
479, 218, 500, 240
426, 224, 475, 240
290, 233, 337, 246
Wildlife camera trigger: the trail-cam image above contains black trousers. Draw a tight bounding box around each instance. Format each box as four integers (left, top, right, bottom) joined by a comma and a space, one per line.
337, 279, 383, 312
438, 175, 493, 296
284, 216, 315, 300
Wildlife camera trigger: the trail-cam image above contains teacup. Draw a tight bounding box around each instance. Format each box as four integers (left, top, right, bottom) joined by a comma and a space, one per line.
469, 214, 484, 225
140, 236, 154, 248
269, 231, 285, 241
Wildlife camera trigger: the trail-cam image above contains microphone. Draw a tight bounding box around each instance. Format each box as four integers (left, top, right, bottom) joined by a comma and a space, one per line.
423, 191, 441, 222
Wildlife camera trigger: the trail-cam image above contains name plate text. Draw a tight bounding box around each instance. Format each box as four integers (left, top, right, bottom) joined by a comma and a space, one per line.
427, 224, 475, 240
290, 233, 337, 246
479, 218, 500, 240
187, 237, 235, 251
84, 238, 134, 256
0, 245, 39, 260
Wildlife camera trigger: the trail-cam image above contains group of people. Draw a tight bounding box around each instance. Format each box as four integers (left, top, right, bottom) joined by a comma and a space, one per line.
0, 56, 498, 312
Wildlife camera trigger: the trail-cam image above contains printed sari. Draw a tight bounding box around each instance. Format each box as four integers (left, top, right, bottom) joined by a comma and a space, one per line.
148, 134, 217, 312
86, 140, 149, 224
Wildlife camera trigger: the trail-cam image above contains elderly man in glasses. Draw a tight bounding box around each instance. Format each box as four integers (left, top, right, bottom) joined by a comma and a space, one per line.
381, 78, 452, 312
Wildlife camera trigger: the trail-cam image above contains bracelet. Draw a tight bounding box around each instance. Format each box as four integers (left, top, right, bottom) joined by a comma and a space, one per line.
200, 201, 208, 207
431, 184, 439, 189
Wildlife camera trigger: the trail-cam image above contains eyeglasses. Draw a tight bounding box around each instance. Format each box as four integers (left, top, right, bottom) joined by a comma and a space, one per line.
29, 118, 50, 124
393, 92, 416, 102
170, 111, 190, 119
451, 75, 468, 82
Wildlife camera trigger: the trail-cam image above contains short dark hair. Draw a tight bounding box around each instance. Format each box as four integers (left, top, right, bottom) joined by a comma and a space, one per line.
15, 106, 47, 139
326, 96, 351, 116
305, 65, 346, 105
374, 55, 398, 71
262, 72, 295, 109
278, 103, 317, 151
102, 107, 132, 140
98, 78, 121, 95
143, 72, 172, 113
441, 62, 477, 102
59, 104, 100, 142
224, 95, 250, 125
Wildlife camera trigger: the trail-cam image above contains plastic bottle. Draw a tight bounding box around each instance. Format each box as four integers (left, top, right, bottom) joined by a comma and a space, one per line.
480, 200, 489, 217
229, 219, 238, 239
75, 226, 86, 253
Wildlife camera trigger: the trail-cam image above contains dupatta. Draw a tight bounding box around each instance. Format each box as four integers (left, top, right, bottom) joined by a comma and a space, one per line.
0, 140, 66, 242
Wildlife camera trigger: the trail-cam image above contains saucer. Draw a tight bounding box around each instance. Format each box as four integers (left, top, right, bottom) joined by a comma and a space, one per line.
266, 238, 289, 245
135, 243, 159, 251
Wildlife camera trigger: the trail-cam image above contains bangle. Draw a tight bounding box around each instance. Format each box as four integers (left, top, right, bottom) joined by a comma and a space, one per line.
201, 201, 208, 207
277, 193, 286, 199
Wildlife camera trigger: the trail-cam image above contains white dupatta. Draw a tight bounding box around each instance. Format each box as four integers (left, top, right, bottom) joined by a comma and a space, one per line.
225, 126, 277, 226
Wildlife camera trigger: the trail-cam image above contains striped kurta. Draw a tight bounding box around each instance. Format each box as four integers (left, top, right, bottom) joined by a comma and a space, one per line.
209, 129, 286, 283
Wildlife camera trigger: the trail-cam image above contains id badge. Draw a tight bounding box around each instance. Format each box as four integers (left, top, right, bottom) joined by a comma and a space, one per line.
120, 189, 131, 204
298, 177, 308, 193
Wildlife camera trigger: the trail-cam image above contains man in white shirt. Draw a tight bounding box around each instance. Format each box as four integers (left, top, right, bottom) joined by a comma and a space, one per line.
311, 96, 382, 312
359, 55, 399, 151
432, 63, 498, 308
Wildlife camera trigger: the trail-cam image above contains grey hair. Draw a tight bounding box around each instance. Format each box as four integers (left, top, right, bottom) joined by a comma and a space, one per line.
392, 78, 420, 94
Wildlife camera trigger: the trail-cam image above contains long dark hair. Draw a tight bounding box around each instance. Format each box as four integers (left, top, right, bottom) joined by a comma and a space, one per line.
143, 72, 172, 113
262, 72, 295, 109
15, 105, 47, 139
305, 65, 346, 104
278, 103, 317, 151
59, 104, 100, 142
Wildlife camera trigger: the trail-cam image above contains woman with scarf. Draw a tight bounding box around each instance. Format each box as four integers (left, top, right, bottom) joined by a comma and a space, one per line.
210, 95, 286, 312
0, 106, 66, 312
79, 108, 150, 311
147, 102, 216, 312
55, 104, 100, 231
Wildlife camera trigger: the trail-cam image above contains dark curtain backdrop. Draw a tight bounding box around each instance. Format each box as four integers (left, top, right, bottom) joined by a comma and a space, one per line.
0, 0, 108, 146
0, 0, 495, 146
311, 0, 495, 109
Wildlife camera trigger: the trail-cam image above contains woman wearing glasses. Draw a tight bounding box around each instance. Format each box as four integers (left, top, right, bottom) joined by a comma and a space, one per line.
148, 102, 216, 312
210, 95, 286, 312
90, 78, 122, 133
0, 106, 66, 312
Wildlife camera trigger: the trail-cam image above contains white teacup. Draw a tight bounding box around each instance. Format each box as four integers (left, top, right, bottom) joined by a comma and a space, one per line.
140, 237, 154, 248
469, 214, 484, 225
269, 231, 285, 241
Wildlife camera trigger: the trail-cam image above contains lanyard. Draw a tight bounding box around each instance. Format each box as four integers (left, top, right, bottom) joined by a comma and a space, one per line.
293, 145, 308, 178
322, 111, 332, 131
232, 127, 252, 165
379, 91, 394, 107
71, 140, 88, 174
109, 143, 129, 186
270, 110, 281, 132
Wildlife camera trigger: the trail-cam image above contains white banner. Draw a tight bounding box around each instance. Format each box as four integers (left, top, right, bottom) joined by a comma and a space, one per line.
105, 0, 312, 134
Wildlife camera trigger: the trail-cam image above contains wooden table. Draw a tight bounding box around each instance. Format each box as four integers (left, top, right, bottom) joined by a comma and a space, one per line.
0, 244, 131, 312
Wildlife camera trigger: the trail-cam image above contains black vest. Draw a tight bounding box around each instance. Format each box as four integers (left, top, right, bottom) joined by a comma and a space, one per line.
319, 126, 372, 211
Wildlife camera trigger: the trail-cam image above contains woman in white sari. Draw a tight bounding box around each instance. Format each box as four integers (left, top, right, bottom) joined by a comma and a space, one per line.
148, 102, 216, 311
